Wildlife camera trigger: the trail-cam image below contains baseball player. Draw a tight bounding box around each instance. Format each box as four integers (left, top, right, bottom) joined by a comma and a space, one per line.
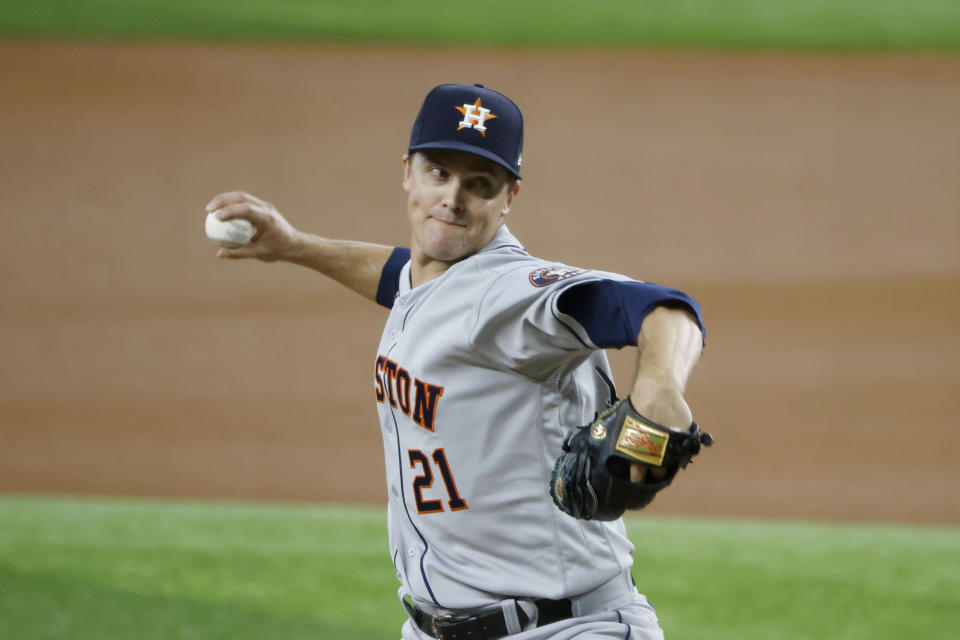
206, 84, 706, 639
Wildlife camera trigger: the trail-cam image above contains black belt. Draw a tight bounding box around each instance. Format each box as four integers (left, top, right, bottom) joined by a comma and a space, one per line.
406, 598, 573, 640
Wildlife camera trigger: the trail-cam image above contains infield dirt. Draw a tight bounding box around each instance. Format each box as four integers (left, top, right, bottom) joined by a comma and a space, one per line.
1, 42, 957, 524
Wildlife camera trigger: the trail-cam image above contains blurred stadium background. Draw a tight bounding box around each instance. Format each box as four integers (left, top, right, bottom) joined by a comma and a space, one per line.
1, 2, 958, 638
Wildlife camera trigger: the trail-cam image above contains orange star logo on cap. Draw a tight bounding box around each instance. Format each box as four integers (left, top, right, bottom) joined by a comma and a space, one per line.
455, 98, 497, 137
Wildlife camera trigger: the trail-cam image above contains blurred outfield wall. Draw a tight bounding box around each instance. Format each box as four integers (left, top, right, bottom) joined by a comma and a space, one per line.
1, 3, 958, 524
2, 0, 960, 50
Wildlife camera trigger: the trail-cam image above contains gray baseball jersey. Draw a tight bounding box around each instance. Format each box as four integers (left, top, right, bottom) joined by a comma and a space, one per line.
375, 225, 647, 612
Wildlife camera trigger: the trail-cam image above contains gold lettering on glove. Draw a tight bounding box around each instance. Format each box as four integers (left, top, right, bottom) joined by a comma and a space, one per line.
615, 417, 669, 466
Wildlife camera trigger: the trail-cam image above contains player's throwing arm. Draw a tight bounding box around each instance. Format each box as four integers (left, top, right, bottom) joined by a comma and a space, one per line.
204, 191, 395, 301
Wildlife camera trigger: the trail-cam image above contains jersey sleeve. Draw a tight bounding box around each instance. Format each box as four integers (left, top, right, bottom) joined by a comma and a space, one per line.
467, 264, 621, 378
468, 263, 704, 378
375, 247, 411, 309
556, 279, 705, 348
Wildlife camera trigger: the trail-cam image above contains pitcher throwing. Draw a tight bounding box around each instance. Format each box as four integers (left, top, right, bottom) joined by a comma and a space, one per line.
206, 83, 710, 640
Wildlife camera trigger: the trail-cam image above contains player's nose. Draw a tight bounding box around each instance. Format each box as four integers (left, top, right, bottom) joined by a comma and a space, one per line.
440, 176, 467, 213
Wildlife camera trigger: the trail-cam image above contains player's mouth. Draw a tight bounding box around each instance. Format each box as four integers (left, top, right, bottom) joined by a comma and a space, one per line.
429, 216, 466, 228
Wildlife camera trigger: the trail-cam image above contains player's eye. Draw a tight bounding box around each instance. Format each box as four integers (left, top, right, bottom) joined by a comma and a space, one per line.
428, 166, 448, 180
469, 178, 495, 196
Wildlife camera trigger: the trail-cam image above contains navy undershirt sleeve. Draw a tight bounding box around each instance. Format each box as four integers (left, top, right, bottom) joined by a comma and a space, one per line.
557, 279, 705, 349
375, 247, 411, 309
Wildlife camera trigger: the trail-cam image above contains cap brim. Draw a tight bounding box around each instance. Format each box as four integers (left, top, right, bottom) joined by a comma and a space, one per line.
408, 140, 521, 179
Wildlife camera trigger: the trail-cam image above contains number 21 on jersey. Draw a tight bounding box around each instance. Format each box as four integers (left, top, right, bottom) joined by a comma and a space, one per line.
408, 448, 468, 514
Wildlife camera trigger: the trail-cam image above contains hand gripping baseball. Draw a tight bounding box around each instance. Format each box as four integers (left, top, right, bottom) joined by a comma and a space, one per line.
550, 396, 713, 521
205, 191, 300, 262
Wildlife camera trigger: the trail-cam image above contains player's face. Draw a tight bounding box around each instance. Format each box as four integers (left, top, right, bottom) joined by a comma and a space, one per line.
403, 150, 519, 264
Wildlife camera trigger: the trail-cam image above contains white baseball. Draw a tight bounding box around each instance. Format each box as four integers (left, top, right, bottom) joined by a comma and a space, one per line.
205, 211, 257, 246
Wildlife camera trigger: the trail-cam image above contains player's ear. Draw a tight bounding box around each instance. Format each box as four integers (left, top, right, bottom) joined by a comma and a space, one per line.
401, 154, 412, 191
501, 180, 520, 216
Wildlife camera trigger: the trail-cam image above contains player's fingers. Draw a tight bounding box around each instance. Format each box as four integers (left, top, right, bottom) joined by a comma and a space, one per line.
630, 464, 667, 483
212, 202, 272, 227
212, 202, 257, 219
206, 191, 272, 213
238, 192, 272, 209
206, 191, 251, 212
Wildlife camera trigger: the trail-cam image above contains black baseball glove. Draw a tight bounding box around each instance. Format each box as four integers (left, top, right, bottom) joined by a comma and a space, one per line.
549, 396, 713, 521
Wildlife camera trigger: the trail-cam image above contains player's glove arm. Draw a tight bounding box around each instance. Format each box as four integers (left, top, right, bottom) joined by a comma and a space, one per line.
550, 281, 710, 520
555, 279, 704, 349
550, 395, 712, 520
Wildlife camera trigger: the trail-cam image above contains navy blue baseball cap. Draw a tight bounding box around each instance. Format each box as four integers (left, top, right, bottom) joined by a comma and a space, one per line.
408, 83, 524, 179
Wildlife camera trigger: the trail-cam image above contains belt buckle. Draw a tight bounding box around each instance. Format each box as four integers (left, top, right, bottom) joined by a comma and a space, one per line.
431, 614, 457, 640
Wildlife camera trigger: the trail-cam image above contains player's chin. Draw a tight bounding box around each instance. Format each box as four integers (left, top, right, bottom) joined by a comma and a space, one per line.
420, 229, 471, 261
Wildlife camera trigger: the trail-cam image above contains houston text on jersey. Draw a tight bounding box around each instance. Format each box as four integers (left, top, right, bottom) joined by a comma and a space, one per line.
375, 355, 445, 431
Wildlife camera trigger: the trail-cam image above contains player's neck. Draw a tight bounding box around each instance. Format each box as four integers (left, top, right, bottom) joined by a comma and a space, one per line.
409, 255, 454, 288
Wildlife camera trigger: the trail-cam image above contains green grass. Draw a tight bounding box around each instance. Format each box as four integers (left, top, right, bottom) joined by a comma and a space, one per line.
0, 495, 405, 639
1, 0, 960, 50
1, 494, 958, 640
629, 518, 960, 639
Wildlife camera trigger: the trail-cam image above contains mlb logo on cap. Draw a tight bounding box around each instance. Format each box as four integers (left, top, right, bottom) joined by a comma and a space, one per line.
409, 83, 524, 179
